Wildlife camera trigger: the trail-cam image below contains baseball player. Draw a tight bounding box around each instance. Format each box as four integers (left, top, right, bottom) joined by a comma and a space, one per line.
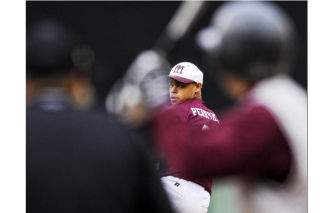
154, 2, 307, 213
158, 62, 220, 213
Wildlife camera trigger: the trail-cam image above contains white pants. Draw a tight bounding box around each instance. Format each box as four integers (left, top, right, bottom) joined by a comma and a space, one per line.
161, 176, 211, 213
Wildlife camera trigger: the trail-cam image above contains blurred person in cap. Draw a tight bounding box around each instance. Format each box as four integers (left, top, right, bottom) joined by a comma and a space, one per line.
26, 19, 174, 213
153, 2, 307, 213
26, 22, 94, 110
159, 62, 220, 213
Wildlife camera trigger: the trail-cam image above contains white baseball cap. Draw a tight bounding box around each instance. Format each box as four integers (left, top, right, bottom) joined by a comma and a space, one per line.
168, 62, 203, 84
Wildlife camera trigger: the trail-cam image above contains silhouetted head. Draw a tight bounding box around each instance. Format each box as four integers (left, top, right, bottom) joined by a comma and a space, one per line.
27, 19, 79, 77
197, 2, 296, 83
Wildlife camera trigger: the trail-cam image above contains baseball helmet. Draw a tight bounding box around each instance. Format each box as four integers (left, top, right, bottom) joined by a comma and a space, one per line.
27, 19, 79, 76
196, 2, 296, 82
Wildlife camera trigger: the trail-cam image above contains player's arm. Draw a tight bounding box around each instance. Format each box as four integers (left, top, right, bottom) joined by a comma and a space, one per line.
153, 104, 292, 180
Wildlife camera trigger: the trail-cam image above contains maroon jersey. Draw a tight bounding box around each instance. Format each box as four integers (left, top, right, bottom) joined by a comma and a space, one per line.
153, 98, 292, 188
153, 98, 220, 193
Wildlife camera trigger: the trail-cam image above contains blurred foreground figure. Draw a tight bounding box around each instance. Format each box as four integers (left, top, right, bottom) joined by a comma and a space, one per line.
26, 19, 173, 213
154, 2, 307, 213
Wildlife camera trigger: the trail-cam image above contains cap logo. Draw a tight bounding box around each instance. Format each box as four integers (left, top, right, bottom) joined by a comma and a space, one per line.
172, 65, 185, 74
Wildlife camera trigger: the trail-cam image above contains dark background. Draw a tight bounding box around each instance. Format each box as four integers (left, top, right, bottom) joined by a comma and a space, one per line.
26, 1, 307, 113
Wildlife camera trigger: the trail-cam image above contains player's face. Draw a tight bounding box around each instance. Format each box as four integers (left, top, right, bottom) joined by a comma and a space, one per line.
169, 79, 198, 105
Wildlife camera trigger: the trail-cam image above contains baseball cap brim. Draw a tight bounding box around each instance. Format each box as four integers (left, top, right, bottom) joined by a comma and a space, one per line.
168, 75, 194, 83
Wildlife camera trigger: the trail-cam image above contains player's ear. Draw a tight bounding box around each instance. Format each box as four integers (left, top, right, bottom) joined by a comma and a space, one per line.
196, 83, 202, 90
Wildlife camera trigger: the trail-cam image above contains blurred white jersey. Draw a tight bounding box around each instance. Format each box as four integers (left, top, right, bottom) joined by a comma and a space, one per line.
238, 75, 307, 213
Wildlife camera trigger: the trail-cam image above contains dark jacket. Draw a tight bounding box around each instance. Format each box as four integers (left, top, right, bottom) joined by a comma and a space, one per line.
27, 89, 173, 213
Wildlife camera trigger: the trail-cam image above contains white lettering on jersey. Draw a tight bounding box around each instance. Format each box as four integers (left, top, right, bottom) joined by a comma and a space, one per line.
191, 108, 197, 116
190, 107, 219, 122
196, 108, 203, 117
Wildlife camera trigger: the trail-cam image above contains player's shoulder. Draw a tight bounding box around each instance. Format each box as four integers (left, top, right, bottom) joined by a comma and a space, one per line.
173, 98, 200, 111
162, 101, 190, 124
186, 99, 220, 123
